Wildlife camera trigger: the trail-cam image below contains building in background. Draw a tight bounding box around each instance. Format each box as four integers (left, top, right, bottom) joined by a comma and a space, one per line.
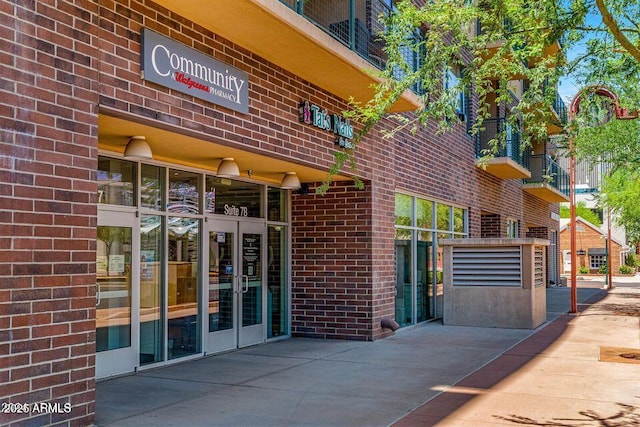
1, 1, 566, 425
559, 217, 631, 274
556, 157, 627, 244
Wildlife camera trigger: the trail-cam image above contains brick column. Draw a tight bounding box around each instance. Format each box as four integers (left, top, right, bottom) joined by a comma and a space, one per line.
0, 1, 99, 425
291, 181, 374, 340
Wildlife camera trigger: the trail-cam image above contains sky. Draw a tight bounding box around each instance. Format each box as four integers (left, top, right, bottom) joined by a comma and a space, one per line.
556, 7, 603, 103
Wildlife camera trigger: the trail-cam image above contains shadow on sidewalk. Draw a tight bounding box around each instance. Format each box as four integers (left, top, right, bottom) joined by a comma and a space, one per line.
392, 315, 575, 425
579, 289, 640, 317
392, 289, 640, 426
494, 401, 640, 426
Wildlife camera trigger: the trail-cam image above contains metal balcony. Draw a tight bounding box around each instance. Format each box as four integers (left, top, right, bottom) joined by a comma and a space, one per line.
152, 0, 421, 112
281, 0, 390, 68
281, 0, 423, 94
547, 91, 568, 134
476, 118, 531, 179
522, 154, 569, 202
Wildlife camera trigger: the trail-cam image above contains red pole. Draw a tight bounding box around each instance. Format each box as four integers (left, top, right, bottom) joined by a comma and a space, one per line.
569, 136, 577, 313
567, 86, 627, 312
607, 210, 613, 289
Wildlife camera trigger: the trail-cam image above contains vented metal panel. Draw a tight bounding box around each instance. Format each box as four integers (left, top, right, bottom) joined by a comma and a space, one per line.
452, 246, 522, 287
534, 246, 545, 287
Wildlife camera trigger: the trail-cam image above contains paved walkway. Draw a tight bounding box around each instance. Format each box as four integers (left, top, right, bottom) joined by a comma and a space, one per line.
95, 285, 640, 426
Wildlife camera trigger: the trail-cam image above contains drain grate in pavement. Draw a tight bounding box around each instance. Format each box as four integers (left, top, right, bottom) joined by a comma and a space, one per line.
600, 346, 640, 364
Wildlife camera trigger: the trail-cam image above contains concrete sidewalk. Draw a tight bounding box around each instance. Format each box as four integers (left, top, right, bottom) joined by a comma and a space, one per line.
95, 287, 640, 426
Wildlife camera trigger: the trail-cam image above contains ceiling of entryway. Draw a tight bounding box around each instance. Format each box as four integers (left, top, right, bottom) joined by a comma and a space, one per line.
98, 114, 350, 186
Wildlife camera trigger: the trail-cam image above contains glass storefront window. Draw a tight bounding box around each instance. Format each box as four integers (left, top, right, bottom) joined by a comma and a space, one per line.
268, 225, 288, 338
453, 207, 465, 234
268, 188, 288, 222
395, 193, 412, 226
208, 230, 234, 333
140, 215, 164, 365
169, 169, 201, 214
205, 176, 263, 218
96, 155, 291, 376
416, 231, 432, 322
436, 203, 451, 231
241, 232, 262, 327
96, 226, 132, 352
98, 157, 135, 206
417, 198, 433, 229
167, 217, 201, 359
141, 164, 165, 211
394, 227, 412, 327
394, 193, 468, 325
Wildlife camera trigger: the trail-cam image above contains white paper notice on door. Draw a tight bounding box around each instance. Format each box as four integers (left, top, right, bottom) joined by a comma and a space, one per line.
109, 255, 125, 274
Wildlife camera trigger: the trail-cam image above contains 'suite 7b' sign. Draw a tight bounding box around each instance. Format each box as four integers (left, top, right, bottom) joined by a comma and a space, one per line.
141, 28, 249, 114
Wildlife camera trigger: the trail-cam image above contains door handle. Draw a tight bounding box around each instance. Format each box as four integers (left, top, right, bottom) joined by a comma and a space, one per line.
236, 275, 249, 294
96, 281, 101, 306
242, 275, 249, 294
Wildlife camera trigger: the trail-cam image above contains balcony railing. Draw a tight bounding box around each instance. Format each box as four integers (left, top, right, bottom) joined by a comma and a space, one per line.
280, 0, 422, 92
281, 0, 391, 68
552, 91, 568, 125
475, 118, 530, 170
524, 154, 569, 195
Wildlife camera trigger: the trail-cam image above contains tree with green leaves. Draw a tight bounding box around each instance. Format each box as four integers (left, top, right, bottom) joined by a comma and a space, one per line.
318, 0, 640, 196
560, 200, 602, 226
567, 0, 640, 248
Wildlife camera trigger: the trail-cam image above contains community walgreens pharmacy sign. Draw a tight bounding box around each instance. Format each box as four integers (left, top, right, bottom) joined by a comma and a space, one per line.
141, 28, 249, 114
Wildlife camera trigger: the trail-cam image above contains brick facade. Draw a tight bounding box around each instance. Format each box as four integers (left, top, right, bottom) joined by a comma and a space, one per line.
291, 181, 373, 340
1, 1, 99, 425
481, 213, 502, 238
559, 218, 625, 274
1, 0, 561, 424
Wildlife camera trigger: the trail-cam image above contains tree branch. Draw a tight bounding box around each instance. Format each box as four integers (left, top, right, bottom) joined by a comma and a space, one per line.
595, 0, 640, 62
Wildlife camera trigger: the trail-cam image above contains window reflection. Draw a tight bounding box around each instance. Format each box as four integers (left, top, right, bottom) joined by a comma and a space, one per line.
140, 215, 163, 365
96, 226, 132, 352
453, 207, 465, 234
437, 203, 451, 231
167, 217, 200, 359
141, 164, 165, 211
417, 231, 432, 322
205, 177, 263, 217
268, 225, 287, 338
417, 198, 433, 229
169, 169, 200, 214
208, 230, 234, 333
395, 193, 412, 226
268, 188, 287, 222
97, 157, 135, 206
394, 193, 468, 325
394, 227, 412, 327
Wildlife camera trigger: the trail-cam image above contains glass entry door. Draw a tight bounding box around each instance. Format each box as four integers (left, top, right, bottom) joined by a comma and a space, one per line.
205, 219, 265, 354
96, 210, 138, 378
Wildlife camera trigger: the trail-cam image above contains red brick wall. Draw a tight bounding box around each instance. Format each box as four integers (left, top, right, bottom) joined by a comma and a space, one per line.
291, 181, 374, 340
559, 220, 624, 273
481, 213, 502, 238
0, 1, 99, 425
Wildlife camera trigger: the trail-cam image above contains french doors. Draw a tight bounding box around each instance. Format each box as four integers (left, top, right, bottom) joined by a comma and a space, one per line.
205, 219, 266, 354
